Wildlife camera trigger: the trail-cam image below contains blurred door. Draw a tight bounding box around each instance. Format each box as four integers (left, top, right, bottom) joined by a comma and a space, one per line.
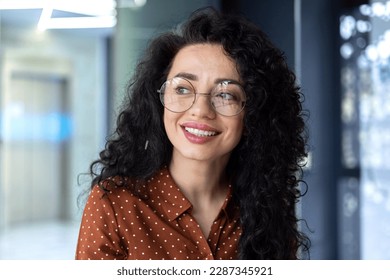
1, 72, 69, 225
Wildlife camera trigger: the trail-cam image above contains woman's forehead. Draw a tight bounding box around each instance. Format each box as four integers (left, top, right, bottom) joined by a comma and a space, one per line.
168, 43, 241, 83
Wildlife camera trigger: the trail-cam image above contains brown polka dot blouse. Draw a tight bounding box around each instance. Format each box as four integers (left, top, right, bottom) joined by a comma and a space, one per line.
75, 167, 241, 260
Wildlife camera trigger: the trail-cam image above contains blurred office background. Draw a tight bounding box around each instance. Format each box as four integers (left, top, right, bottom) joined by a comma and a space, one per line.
0, 0, 389, 259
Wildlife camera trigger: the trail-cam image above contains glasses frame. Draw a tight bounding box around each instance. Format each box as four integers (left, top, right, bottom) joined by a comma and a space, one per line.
157, 77, 246, 117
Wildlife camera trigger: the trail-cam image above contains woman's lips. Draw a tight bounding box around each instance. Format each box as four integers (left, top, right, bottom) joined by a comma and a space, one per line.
180, 122, 220, 144
184, 127, 217, 137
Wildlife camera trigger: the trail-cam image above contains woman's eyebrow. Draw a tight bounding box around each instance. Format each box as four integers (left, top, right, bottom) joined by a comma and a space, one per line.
174, 72, 242, 86
174, 72, 198, 81
214, 78, 242, 86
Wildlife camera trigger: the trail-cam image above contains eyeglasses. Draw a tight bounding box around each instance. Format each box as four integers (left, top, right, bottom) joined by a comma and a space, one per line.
158, 77, 246, 117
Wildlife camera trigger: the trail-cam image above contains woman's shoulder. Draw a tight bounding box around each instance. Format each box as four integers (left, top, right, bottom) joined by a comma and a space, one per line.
90, 176, 139, 199
86, 175, 154, 214
89, 167, 169, 202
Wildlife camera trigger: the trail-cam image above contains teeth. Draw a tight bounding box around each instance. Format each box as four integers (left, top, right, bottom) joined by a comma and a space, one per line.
185, 127, 217, 137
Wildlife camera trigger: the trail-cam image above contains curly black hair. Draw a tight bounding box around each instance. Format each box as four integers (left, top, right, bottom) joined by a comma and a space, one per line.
89, 7, 310, 259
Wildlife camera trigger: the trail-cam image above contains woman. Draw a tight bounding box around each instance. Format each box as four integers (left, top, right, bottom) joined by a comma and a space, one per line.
76, 8, 309, 260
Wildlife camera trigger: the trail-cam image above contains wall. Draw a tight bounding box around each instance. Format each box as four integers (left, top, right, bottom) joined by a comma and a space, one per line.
0, 24, 108, 226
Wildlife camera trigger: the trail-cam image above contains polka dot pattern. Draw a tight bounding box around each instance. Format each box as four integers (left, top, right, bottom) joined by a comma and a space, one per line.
75, 167, 241, 260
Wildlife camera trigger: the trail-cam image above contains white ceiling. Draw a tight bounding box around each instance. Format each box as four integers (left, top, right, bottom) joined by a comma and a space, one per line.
0, 0, 147, 36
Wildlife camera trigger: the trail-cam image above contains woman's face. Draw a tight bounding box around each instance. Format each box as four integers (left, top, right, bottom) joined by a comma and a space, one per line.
163, 43, 245, 165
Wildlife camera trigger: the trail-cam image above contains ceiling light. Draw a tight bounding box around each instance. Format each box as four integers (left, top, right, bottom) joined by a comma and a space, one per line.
37, 6, 53, 31
42, 16, 117, 30
0, 0, 117, 30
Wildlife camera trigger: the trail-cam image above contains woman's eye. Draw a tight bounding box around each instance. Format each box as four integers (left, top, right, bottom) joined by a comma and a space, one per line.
175, 87, 192, 95
216, 92, 237, 101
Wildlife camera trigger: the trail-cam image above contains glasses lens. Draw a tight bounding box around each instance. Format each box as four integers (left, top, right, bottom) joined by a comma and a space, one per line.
159, 77, 195, 113
211, 82, 246, 116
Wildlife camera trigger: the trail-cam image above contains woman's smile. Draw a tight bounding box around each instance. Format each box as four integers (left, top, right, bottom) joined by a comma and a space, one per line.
184, 127, 218, 137
180, 122, 221, 144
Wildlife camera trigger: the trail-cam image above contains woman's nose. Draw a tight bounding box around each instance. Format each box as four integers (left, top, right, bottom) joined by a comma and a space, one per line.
188, 93, 216, 119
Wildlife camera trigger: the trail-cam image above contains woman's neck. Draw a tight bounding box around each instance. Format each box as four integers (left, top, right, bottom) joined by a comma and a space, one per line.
168, 151, 231, 237
168, 152, 229, 206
